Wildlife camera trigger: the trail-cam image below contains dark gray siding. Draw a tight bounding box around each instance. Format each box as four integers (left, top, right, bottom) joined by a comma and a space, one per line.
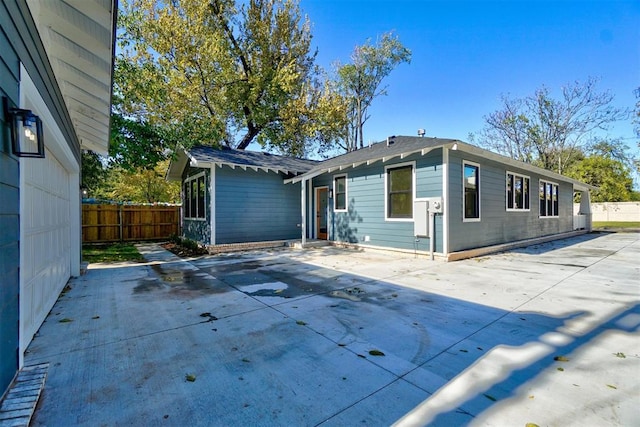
215, 166, 302, 244
322, 149, 444, 252
448, 150, 575, 252
0, 4, 21, 394
182, 167, 211, 245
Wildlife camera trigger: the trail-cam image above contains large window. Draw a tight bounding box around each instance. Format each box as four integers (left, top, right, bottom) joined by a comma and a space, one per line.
184, 173, 206, 219
386, 163, 414, 220
333, 175, 347, 211
506, 172, 530, 211
539, 180, 559, 217
463, 161, 480, 220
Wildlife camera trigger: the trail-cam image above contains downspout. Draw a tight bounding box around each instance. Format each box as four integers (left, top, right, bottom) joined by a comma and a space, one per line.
301, 178, 306, 247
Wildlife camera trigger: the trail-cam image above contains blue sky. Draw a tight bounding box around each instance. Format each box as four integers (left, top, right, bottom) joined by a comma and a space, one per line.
298, 0, 639, 156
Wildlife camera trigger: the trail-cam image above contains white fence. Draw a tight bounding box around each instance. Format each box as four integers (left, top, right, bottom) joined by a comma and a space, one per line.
574, 202, 640, 222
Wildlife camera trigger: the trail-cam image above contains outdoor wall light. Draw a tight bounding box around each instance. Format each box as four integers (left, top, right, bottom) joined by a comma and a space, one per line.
328, 189, 333, 198
2, 96, 45, 158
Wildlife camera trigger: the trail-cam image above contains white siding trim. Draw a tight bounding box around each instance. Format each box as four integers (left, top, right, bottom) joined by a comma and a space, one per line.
384, 161, 416, 222
210, 166, 216, 245
462, 160, 481, 222
332, 173, 348, 212
442, 147, 449, 255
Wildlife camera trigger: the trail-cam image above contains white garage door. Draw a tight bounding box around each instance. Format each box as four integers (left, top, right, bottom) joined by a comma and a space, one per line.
20, 151, 72, 352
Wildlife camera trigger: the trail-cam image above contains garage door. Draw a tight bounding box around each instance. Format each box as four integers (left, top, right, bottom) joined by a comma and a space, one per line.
20, 150, 72, 354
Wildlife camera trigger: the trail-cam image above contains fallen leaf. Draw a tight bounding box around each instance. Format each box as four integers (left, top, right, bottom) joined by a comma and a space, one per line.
606, 384, 617, 389
554, 356, 570, 362
92, 315, 100, 319
525, 423, 540, 427
614, 352, 626, 358
459, 349, 468, 353
483, 394, 497, 401
241, 358, 250, 363
296, 320, 307, 326
185, 374, 196, 382
369, 350, 385, 356
557, 367, 564, 371
59, 318, 73, 323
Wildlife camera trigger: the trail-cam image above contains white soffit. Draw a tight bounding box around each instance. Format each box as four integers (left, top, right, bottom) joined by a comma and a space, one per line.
27, 0, 115, 155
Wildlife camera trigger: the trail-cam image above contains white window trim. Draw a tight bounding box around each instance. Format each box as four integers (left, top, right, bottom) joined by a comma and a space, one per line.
506, 171, 531, 212
463, 160, 481, 222
539, 179, 560, 218
333, 173, 348, 212
184, 171, 207, 221
384, 161, 416, 222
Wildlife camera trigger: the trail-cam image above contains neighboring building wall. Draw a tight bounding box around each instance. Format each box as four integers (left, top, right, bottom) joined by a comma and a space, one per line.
575, 202, 640, 222
215, 166, 302, 244
447, 150, 574, 253
0, 5, 21, 394
318, 150, 444, 252
182, 167, 211, 245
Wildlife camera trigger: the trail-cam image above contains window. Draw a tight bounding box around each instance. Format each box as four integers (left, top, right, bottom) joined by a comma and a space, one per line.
333, 175, 347, 211
184, 173, 206, 219
506, 172, 530, 211
539, 180, 559, 217
386, 163, 414, 220
463, 161, 480, 220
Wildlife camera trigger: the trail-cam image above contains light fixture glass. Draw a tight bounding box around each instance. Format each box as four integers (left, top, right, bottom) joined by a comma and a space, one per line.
2, 96, 45, 158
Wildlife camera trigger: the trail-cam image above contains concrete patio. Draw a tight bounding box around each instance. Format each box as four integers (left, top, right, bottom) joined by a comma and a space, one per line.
24, 232, 639, 426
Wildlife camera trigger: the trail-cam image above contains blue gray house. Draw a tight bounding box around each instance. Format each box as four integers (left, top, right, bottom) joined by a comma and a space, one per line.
170, 137, 593, 260
167, 146, 317, 246
287, 136, 593, 260
1, 0, 115, 398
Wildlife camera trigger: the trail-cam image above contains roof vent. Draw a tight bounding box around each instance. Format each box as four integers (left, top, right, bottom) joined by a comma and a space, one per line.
418, 129, 426, 137
387, 135, 396, 146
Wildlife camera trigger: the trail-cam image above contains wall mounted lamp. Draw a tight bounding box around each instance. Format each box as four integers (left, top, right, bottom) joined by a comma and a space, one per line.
2, 96, 45, 158
328, 189, 333, 198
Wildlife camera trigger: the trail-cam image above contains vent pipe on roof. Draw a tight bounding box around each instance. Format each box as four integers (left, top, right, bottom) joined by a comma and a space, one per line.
418, 129, 426, 137
387, 135, 395, 146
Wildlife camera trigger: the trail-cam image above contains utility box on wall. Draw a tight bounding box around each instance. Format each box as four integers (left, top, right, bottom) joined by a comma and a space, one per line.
414, 197, 444, 238
414, 200, 429, 237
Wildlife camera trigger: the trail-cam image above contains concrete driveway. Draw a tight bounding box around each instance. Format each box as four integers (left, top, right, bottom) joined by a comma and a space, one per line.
25, 232, 639, 426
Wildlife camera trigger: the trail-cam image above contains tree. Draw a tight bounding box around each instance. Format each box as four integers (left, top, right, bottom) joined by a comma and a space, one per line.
109, 111, 169, 170
474, 77, 628, 174
565, 155, 634, 202
95, 161, 181, 204
117, 0, 324, 154
81, 151, 109, 198
333, 31, 411, 151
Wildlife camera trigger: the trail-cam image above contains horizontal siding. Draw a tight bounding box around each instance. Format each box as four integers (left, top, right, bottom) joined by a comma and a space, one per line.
215, 166, 301, 244
448, 150, 575, 252
319, 149, 444, 252
0, 7, 20, 396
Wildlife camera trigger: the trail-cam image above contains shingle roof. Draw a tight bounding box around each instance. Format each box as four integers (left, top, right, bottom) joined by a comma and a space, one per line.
286, 136, 457, 183
167, 146, 318, 180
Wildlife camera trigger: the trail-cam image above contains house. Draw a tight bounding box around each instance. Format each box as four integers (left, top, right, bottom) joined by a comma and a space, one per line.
0, 0, 116, 397
169, 137, 593, 260
286, 136, 593, 260
167, 146, 317, 247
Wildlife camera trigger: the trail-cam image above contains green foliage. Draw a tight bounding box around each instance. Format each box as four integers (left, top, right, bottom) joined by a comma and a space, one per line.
81, 151, 109, 196
117, 0, 329, 155
332, 31, 411, 151
565, 155, 634, 202
109, 112, 169, 170
475, 77, 628, 174
94, 160, 180, 203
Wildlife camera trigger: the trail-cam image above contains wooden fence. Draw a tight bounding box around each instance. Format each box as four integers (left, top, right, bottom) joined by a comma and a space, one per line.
82, 204, 181, 243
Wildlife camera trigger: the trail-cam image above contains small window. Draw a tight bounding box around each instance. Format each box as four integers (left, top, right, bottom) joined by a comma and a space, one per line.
539, 180, 559, 217
334, 175, 347, 211
184, 173, 206, 219
463, 162, 480, 220
386, 163, 414, 220
506, 172, 530, 211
